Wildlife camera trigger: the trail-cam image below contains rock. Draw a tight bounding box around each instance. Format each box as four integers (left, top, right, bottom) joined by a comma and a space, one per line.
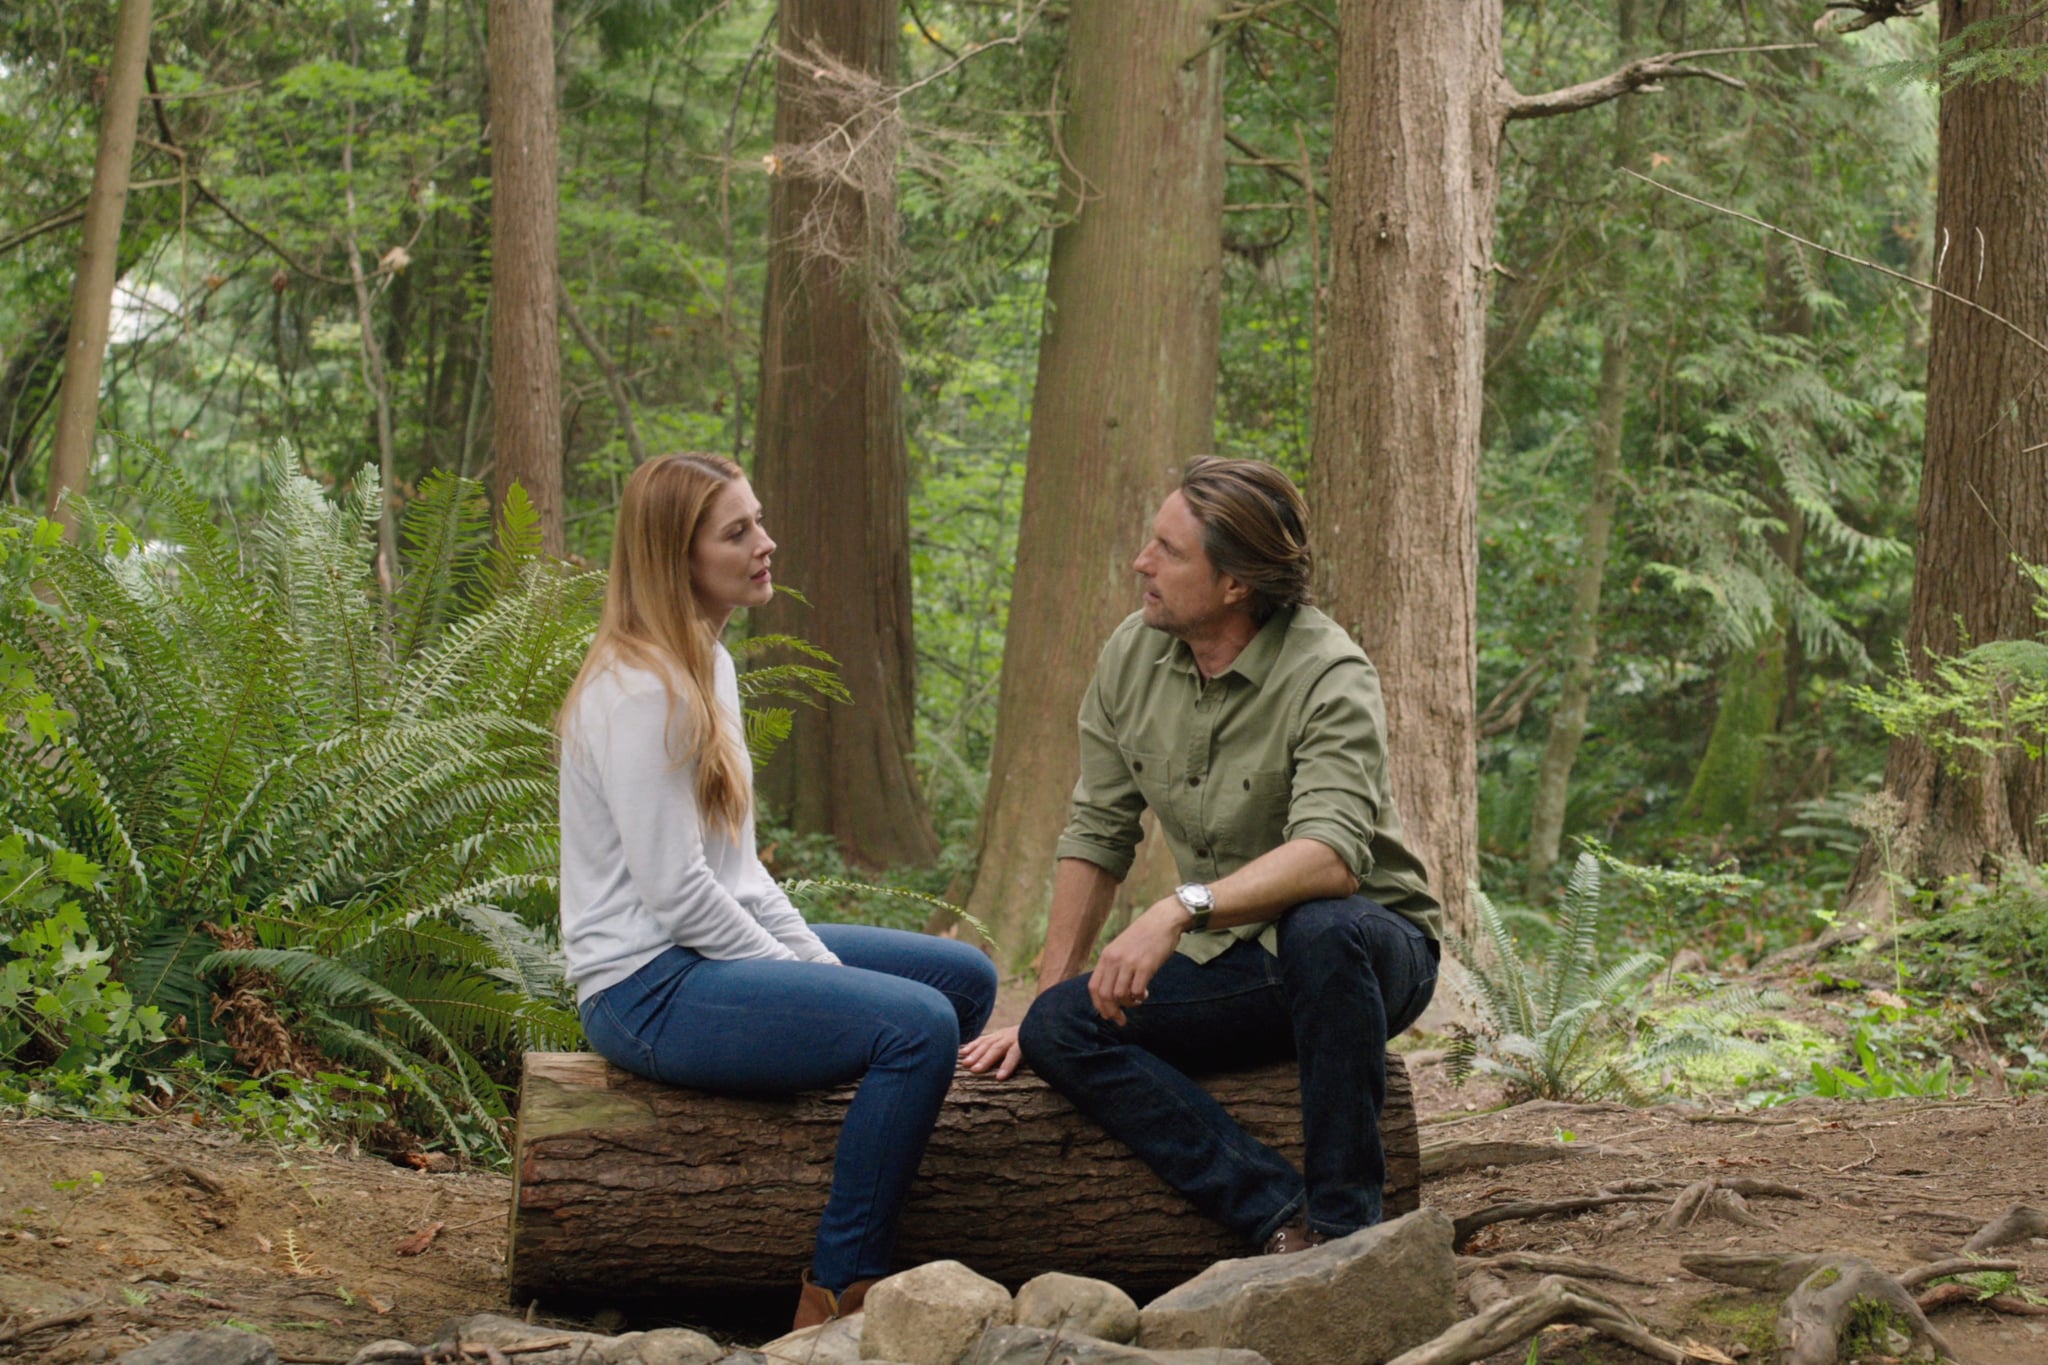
419, 1312, 723, 1365
116, 1328, 278, 1365
971, 1326, 1269, 1365
1013, 1273, 1141, 1344
1137, 1208, 1457, 1365
757, 1315, 863, 1365
860, 1260, 1013, 1365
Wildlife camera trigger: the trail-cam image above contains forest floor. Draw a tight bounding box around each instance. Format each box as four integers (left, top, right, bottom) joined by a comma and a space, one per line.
1, 1006, 2045, 1364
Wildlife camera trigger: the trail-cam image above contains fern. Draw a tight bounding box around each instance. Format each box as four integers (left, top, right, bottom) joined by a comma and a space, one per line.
0, 447, 843, 1160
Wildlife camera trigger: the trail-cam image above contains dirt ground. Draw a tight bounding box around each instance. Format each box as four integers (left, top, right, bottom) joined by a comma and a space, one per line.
2, 1044, 2044, 1363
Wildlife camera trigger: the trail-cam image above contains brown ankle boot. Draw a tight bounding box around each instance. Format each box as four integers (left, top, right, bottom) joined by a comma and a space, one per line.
1261, 1222, 1328, 1256
792, 1271, 879, 1332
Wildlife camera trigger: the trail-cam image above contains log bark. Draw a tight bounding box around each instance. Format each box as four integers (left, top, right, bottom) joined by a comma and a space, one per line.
508, 1050, 1417, 1303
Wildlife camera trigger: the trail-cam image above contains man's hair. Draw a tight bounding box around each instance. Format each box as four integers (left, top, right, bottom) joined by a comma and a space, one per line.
1177, 456, 1314, 623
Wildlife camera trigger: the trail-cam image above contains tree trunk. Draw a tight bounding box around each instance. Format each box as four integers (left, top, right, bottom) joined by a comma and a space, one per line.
44, 0, 152, 535
1675, 632, 1789, 837
1525, 1, 1640, 897
487, 0, 564, 556
1310, 0, 1504, 938
750, 0, 939, 869
1842, 0, 2048, 917
962, 0, 1228, 968
1523, 326, 1627, 894
507, 1051, 1418, 1303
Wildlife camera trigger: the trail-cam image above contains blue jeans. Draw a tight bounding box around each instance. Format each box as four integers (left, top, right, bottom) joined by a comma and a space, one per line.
578, 924, 997, 1292
1019, 896, 1437, 1245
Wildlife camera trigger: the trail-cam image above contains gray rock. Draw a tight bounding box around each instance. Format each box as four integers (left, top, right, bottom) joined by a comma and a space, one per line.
1137, 1208, 1458, 1365
116, 1328, 278, 1365
347, 1341, 422, 1365
710, 1355, 768, 1365
1012, 1273, 1140, 1344
860, 1260, 1013, 1365
421, 1312, 723, 1365
757, 1315, 862, 1365
968, 1326, 1268, 1365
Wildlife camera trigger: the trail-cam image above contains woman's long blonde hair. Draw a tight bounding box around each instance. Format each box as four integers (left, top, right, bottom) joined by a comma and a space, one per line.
559, 453, 752, 837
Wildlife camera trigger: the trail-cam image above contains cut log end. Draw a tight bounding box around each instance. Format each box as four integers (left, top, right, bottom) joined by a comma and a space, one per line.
508, 1050, 1418, 1303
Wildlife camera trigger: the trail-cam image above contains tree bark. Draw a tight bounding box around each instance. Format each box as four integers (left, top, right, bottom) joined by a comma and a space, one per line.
1523, 1, 1640, 898
962, 0, 1228, 968
44, 0, 153, 535
750, 0, 940, 869
1310, 0, 1504, 938
507, 1051, 1418, 1303
1843, 0, 2048, 918
486, 0, 564, 556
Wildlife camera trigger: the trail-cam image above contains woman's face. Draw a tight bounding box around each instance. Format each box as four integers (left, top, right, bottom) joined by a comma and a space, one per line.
689, 477, 776, 619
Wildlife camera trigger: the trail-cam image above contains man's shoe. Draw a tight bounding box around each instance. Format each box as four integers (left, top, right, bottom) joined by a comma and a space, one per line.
792, 1271, 878, 1332
1261, 1222, 1327, 1256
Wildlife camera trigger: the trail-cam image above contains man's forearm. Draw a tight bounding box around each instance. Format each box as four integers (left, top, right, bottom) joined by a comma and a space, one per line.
1037, 857, 1122, 992
1203, 838, 1358, 930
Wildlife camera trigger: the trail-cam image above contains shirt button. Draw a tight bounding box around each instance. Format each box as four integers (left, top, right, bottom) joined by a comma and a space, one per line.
1195, 848, 1210, 859
1187, 775, 1200, 787
1133, 760, 1144, 772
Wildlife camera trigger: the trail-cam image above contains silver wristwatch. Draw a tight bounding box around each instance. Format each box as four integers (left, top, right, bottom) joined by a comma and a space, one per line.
1175, 882, 1215, 933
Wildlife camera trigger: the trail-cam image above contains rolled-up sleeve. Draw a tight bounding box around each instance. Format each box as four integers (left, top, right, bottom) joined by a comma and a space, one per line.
1283, 659, 1386, 881
1053, 669, 1146, 880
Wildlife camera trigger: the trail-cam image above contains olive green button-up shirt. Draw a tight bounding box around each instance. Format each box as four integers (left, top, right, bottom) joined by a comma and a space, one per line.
1054, 605, 1442, 962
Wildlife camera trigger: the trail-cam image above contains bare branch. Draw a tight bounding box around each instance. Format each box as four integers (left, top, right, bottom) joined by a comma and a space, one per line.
558, 277, 649, 467
1820, 0, 1933, 34
1624, 169, 2048, 365
1505, 42, 1817, 121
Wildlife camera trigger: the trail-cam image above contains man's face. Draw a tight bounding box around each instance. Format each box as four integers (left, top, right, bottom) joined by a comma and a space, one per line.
1133, 491, 1242, 636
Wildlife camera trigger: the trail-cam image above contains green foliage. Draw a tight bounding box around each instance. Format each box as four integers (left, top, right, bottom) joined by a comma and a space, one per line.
1455, 854, 1823, 1102
1451, 855, 1665, 1101
0, 836, 167, 1114
1854, 564, 2048, 766
0, 447, 598, 1156
1807, 1019, 1960, 1099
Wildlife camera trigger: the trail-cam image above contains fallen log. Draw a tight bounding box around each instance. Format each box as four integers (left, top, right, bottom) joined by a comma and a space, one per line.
508, 1050, 1418, 1302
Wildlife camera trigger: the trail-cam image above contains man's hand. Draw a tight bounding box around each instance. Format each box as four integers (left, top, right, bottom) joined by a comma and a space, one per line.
960, 1024, 1024, 1080
1088, 898, 1189, 1026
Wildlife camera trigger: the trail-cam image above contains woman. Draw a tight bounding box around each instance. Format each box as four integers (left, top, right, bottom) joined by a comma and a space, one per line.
557, 453, 998, 1330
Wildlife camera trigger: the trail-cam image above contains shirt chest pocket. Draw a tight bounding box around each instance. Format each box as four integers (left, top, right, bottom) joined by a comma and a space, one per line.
1211, 766, 1293, 854
1119, 746, 1173, 810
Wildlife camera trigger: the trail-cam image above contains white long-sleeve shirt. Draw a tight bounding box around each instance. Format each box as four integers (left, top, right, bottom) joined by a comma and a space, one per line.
558, 647, 837, 1003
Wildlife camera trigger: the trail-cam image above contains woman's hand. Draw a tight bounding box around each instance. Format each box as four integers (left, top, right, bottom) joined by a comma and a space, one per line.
1087, 898, 1186, 1026
960, 1024, 1024, 1080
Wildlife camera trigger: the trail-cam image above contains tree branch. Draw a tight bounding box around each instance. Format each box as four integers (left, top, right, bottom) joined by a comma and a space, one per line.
557, 277, 649, 467
1505, 42, 1816, 121
1624, 169, 2048, 364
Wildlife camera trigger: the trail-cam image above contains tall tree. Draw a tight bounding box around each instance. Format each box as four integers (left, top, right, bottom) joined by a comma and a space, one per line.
44, 0, 152, 535
962, 0, 1229, 968
1845, 0, 2048, 914
750, 0, 941, 869
1525, 0, 1642, 896
1311, 0, 1747, 935
487, 0, 564, 555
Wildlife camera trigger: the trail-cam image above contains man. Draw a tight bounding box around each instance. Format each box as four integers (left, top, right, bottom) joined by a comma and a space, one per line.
961, 456, 1441, 1253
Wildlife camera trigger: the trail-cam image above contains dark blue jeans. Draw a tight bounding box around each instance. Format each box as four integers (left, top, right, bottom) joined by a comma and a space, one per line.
1019, 896, 1437, 1245
578, 924, 997, 1292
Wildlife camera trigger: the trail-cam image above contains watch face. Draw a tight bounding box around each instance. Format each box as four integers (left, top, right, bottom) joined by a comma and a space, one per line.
1177, 883, 1213, 910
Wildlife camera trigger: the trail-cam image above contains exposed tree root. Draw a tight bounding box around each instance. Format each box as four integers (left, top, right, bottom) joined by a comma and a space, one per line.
1898, 1257, 2020, 1290
1451, 1192, 1667, 1249
1660, 1179, 1773, 1232
1458, 1251, 1657, 1285
1779, 1256, 1952, 1365
1962, 1204, 2048, 1253
1916, 1282, 2048, 1317
1422, 1139, 1615, 1175
1682, 1251, 1838, 1294
1462, 1269, 1512, 1312
1384, 1274, 1699, 1365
